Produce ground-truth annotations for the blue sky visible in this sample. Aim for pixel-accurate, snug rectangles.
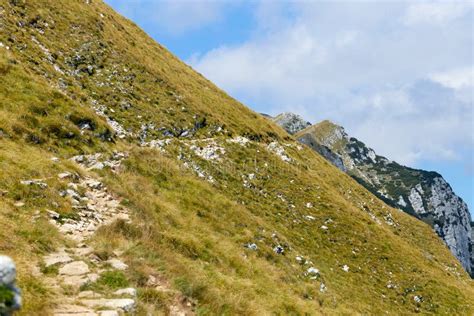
[105,0,473,214]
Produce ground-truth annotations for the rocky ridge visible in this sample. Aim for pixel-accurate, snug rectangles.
[273,115,473,276]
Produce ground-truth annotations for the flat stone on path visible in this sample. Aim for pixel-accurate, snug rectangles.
[53,304,96,315]
[61,275,89,288]
[59,261,90,276]
[73,247,94,257]
[81,298,135,312]
[113,288,136,297]
[44,249,73,267]
[98,311,119,316]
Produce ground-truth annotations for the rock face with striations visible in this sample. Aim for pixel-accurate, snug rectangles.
[274,116,473,276]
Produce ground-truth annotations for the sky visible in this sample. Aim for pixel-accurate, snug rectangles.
[105,0,474,215]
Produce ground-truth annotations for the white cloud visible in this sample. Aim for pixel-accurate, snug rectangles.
[190,1,473,167]
[402,1,473,26]
[430,67,474,104]
[430,67,473,90]
[350,80,472,165]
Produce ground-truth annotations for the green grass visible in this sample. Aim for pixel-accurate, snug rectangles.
[82,270,130,292]
[0,285,15,309]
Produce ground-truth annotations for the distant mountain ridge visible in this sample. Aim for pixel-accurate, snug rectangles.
[272,114,473,277]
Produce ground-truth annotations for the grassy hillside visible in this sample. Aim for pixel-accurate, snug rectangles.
[0,0,473,315]
[296,120,473,277]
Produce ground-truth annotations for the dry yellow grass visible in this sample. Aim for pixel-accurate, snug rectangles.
[0,0,472,314]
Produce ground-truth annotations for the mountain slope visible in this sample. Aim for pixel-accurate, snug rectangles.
[0,1,473,315]
[293,119,473,277]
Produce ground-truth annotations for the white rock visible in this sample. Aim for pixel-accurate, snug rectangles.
[84,179,102,190]
[20,179,48,188]
[53,304,95,315]
[319,283,327,293]
[99,311,119,316]
[58,172,72,179]
[267,142,292,162]
[61,273,97,288]
[59,223,77,234]
[66,189,81,201]
[342,265,349,272]
[245,243,258,250]
[59,261,90,276]
[190,141,225,161]
[114,288,137,297]
[227,136,250,146]
[82,298,135,312]
[47,209,60,219]
[320,225,328,230]
[74,247,94,256]
[90,162,105,170]
[397,195,407,207]
[408,185,426,214]
[307,267,319,275]
[107,258,128,270]
[44,249,73,267]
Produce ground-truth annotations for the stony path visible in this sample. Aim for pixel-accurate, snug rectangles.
[37,153,193,315]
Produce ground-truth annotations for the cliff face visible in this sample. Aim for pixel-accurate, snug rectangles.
[285,119,473,276]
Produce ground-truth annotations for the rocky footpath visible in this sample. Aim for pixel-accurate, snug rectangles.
[31,153,194,315]
[272,114,473,277]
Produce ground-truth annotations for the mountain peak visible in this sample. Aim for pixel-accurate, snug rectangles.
[315,119,342,128]
[272,112,311,134]
[297,120,349,151]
